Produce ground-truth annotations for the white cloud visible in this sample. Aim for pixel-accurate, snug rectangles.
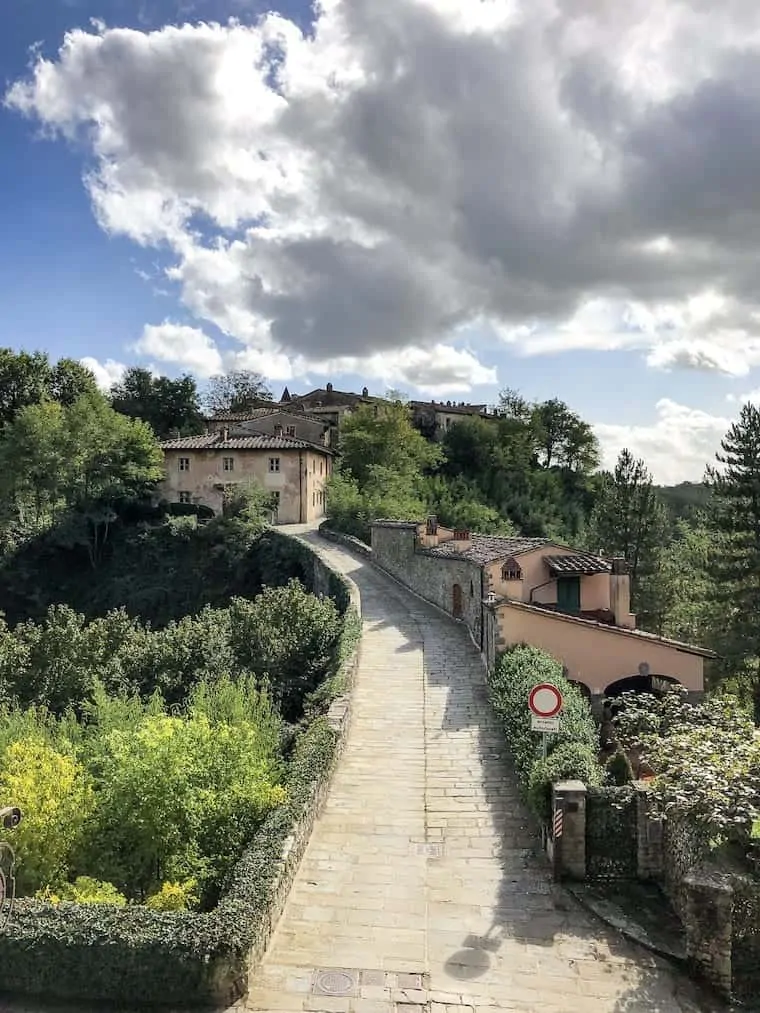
[132,322,223,377]
[594,398,731,485]
[80,355,127,390]
[11,3,760,381]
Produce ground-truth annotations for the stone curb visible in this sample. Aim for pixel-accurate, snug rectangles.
[565,883,687,966]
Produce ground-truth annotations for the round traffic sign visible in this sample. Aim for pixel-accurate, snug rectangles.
[529,683,563,719]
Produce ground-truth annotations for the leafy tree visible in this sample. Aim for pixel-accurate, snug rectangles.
[339,401,442,487]
[706,403,760,714]
[497,387,532,421]
[0,349,97,426]
[111,367,205,438]
[227,580,343,721]
[204,370,272,414]
[0,738,95,894]
[530,398,599,471]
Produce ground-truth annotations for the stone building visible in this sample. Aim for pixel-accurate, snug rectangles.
[206,406,334,447]
[371,518,713,700]
[160,432,334,522]
[278,383,378,428]
[409,399,497,440]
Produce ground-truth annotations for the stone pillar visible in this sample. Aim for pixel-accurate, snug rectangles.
[684,874,733,999]
[634,782,663,880]
[552,780,587,881]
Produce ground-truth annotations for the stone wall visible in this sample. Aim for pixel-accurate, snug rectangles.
[371,521,484,647]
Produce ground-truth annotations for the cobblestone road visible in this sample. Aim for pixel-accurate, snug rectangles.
[244,533,721,1013]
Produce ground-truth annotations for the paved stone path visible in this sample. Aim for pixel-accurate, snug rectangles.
[242,534,720,1013]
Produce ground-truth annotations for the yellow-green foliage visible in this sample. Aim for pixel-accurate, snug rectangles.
[38,877,127,906]
[145,879,198,911]
[0,739,94,894]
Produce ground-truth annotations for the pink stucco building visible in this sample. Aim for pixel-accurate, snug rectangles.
[371,518,713,699]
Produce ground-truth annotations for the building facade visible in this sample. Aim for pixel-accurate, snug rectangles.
[371,518,713,700]
[160,433,334,523]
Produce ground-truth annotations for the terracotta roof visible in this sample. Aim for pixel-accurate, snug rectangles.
[160,434,333,453]
[423,534,548,564]
[492,597,716,658]
[545,553,611,575]
[207,406,327,424]
[372,519,420,529]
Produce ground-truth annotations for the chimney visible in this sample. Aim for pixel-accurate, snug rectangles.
[222,426,229,442]
[423,514,439,546]
[362,386,369,397]
[453,528,472,550]
[274,424,283,437]
[326,382,333,392]
[610,558,635,629]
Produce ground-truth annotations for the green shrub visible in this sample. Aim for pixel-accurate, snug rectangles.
[55,878,127,906]
[487,644,602,816]
[528,742,602,823]
[145,879,198,911]
[605,747,634,785]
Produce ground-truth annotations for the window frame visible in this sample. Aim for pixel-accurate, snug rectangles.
[268,456,280,473]
[178,456,190,472]
[222,456,234,472]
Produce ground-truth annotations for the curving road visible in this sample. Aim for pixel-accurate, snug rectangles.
[245,532,721,1013]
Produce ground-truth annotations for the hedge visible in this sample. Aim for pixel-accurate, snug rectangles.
[0,533,359,1007]
[486,644,603,821]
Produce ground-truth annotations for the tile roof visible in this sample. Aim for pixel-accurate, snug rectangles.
[160,434,333,452]
[207,406,327,424]
[544,553,611,575]
[423,534,549,564]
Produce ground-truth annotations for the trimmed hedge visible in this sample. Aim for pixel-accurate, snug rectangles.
[0,715,339,1006]
[0,534,359,1007]
[487,644,602,822]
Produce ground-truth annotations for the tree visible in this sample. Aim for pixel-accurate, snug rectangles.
[0,349,97,427]
[111,367,205,438]
[706,403,760,715]
[497,387,532,422]
[339,401,442,487]
[0,392,164,562]
[204,371,272,414]
[587,449,667,604]
[529,398,599,472]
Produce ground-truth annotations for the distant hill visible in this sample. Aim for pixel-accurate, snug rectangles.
[656,481,712,522]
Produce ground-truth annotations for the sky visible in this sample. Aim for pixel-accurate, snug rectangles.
[4,1,760,483]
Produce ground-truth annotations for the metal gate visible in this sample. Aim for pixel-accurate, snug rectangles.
[585,787,638,881]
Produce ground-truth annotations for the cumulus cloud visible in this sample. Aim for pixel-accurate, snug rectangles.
[132,322,224,377]
[11,2,760,380]
[594,399,731,485]
[80,355,127,390]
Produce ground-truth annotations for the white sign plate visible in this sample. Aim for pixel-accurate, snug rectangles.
[531,715,560,733]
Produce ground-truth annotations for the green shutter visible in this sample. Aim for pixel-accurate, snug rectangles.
[557,576,581,613]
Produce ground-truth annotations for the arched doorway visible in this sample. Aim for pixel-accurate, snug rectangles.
[452,583,464,618]
[604,673,682,700]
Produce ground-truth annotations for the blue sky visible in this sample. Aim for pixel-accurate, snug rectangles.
[2,0,759,482]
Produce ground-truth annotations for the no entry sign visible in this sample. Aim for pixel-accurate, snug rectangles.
[528,683,563,719]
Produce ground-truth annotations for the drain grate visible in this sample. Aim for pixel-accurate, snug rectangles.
[312,969,359,996]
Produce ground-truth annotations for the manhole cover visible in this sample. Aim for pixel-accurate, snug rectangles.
[313,969,359,996]
[414,842,443,858]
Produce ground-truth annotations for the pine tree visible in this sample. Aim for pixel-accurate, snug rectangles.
[587,449,667,604]
[706,403,760,717]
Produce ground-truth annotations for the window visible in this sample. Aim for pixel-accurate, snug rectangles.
[312,492,316,506]
[320,460,323,475]
[272,491,280,503]
[286,425,296,436]
[178,457,190,472]
[470,580,474,597]
[223,457,234,472]
[178,491,191,504]
[269,457,280,473]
